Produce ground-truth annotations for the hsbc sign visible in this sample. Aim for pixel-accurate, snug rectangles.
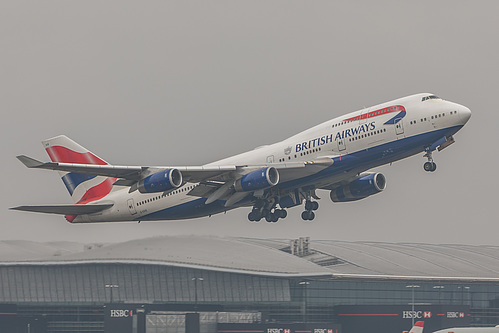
[403,311,423,319]
[314,329,334,333]
[447,312,465,319]
[402,311,432,319]
[105,307,135,333]
[266,328,337,333]
[403,310,466,320]
[267,328,291,333]
[110,309,133,318]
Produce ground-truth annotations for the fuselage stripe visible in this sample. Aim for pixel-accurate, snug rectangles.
[343,105,406,122]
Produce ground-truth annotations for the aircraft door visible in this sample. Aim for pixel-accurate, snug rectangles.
[127,198,137,215]
[395,118,404,135]
[337,138,346,151]
[266,155,275,163]
[359,108,369,124]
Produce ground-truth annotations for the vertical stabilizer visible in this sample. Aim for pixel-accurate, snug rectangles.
[42,135,116,204]
[409,321,424,333]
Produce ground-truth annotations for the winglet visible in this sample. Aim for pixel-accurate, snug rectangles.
[16,155,45,168]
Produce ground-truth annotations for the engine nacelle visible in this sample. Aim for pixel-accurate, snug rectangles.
[138,169,182,194]
[330,173,386,202]
[234,167,279,192]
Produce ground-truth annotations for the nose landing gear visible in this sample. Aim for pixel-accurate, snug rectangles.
[423,149,437,172]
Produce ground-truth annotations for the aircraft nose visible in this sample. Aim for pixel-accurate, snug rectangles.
[458,105,472,124]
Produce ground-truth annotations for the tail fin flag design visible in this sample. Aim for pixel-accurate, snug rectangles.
[42,135,116,205]
[409,321,424,333]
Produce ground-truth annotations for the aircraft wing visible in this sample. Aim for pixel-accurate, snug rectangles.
[16,155,238,183]
[16,155,333,184]
[17,155,335,206]
[10,204,113,215]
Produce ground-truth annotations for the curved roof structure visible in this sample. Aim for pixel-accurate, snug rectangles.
[311,240,499,280]
[1,236,498,281]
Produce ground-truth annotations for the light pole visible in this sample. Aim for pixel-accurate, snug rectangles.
[105,284,119,304]
[433,285,445,304]
[299,281,310,323]
[406,285,420,327]
[192,277,204,312]
[458,286,470,306]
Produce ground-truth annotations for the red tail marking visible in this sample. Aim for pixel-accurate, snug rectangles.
[46,146,107,165]
[77,178,116,204]
[65,215,77,222]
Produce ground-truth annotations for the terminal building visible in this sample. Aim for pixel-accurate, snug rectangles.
[0,236,498,333]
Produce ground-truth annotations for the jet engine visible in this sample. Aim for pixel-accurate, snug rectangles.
[330,172,386,202]
[138,169,182,194]
[234,167,279,192]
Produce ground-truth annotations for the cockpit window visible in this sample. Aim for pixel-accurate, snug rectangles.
[422,95,441,102]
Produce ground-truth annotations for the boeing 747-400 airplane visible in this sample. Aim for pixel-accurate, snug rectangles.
[12,93,471,223]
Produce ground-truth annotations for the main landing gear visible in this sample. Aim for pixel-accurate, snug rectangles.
[248,199,287,223]
[423,149,437,172]
[301,200,319,221]
[247,191,320,223]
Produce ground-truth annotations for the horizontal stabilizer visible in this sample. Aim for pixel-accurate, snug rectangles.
[10,204,113,215]
[16,155,45,168]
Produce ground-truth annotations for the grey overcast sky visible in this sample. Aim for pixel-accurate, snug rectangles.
[1,1,498,245]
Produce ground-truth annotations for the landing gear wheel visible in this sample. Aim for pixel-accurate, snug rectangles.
[265,213,279,223]
[423,149,437,172]
[248,208,263,222]
[301,210,315,221]
[424,161,437,172]
[305,200,319,211]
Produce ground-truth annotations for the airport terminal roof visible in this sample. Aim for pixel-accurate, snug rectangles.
[1,236,498,281]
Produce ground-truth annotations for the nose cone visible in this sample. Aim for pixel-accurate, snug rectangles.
[459,105,472,125]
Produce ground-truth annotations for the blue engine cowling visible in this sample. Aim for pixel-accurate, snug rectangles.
[330,173,386,202]
[138,169,183,194]
[234,167,279,192]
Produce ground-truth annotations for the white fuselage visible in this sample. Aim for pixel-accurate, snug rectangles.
[75,93,471,222]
